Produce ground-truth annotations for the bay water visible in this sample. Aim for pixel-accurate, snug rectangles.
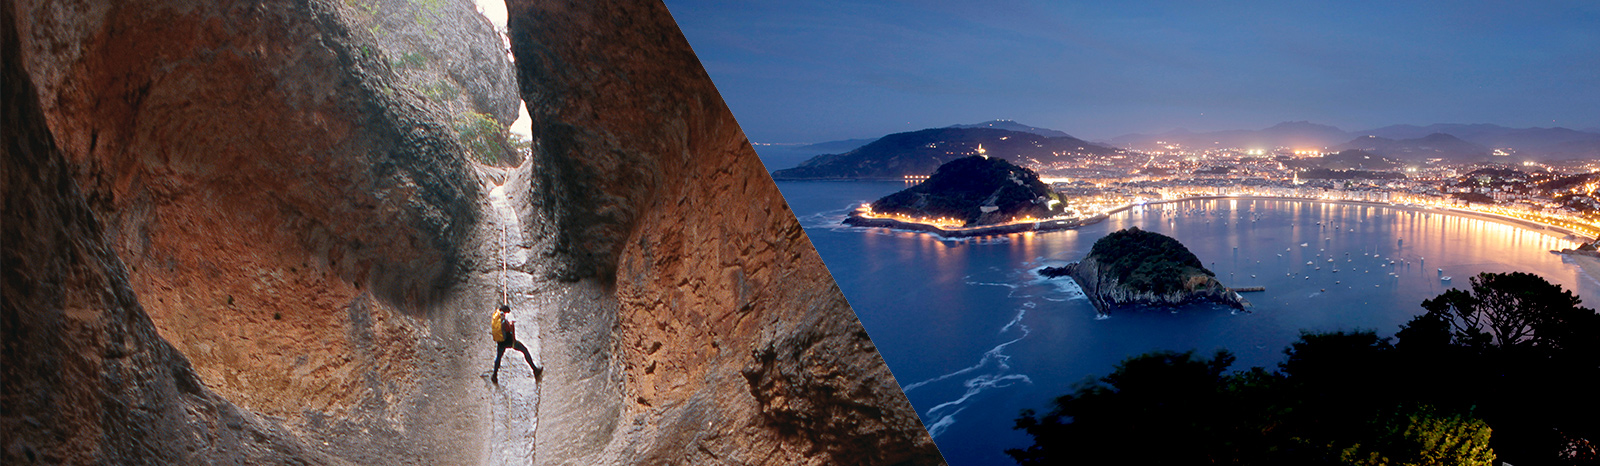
[775,180,1600,466]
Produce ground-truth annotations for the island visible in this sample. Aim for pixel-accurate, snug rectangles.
[842,155,1105,237]
[1044,227,1251,315]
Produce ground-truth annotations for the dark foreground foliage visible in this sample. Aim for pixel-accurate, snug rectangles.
[1011,271,1600,465]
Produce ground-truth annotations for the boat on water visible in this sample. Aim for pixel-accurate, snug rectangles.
[1442,276,1452,281]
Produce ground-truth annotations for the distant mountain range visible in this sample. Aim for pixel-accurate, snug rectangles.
[1108,122,1600,161]
[948,119,1074,138]
[763,120,1600,178]
[1106,121,1352,150]
[1335,133,1489,162]
[771,125,1118,179]
[780,120,1069,157]
[791,138,878,154]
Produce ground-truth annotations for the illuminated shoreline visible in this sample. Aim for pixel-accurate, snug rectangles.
[1105,195,1597,242]
[840,195,1595,242]
[842,211,1108,238]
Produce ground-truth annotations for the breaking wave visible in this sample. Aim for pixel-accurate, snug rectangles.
[903,326,1033,438]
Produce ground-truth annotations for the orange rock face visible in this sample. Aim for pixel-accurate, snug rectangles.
[2,8,338,462]
[7,0,945,463]
[506,1,945,464]
[10,0,486,462]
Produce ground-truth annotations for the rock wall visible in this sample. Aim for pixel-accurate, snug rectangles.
[1,10,339,462]
[505,1,945,464]
[10,0,498,463]
[344,0,521,126]
[1065,257,1251,314]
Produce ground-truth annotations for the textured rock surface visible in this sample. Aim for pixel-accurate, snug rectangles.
[2,13,340,463]
[344,0,521,125]
[1061,255,1251,315]
[10,0,502,463]
[10,0,945,463]
[505,1,945,464]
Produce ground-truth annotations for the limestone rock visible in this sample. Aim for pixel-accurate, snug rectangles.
[10,0,490,463]
[505,0,945,464]
[2,16,341,463]
[344,0,521,125]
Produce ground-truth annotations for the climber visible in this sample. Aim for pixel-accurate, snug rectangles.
[490,304,542,384]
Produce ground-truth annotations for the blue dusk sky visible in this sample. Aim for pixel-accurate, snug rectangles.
[663,1,1600,143]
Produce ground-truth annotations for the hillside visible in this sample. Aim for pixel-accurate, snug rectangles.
[772,127,1116,179]
[1279,149,1403,171]
[1110,121,1352,150]
[1336,133,1489,162]
[1362,124,1600,157]
[950,119,1074,138]
[1111,122,1600,160]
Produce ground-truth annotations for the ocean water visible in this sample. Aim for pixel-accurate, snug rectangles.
[775,180,1600,466]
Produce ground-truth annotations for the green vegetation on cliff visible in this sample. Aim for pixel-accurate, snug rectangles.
[454,111,520,166]
[1087,227,1214,295]
[868,156,1063,227]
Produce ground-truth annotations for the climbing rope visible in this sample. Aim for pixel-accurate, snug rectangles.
[501,223,509,306]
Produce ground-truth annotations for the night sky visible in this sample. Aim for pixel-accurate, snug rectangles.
[664,1,1600,144]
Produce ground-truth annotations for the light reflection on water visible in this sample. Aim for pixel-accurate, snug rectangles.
[774,181,1598,466]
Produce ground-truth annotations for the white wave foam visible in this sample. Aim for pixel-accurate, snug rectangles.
[927,374,1034,418]
[922,373,1033,438]
[1000,308,1027,334]
[903,331,1027,392]
[1023,265,1087,301]
[923,406,966,438]
[795,205,856,229]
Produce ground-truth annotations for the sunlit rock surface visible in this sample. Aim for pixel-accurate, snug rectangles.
[506,0,945,464]
[7,0,503,463]
[2,12,340,463]
[6,0,944,463]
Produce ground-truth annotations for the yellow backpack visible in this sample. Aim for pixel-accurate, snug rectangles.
[491,310,508,343]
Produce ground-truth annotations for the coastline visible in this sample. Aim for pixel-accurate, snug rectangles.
[1107,196,1596,243]
[1557,249,1600,286]
[833,194,1595,244]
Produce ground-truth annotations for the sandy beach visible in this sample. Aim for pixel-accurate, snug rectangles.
[1563,251,1600,285]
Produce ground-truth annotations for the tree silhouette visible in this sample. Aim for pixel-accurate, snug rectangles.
[1416,272,1592,354]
